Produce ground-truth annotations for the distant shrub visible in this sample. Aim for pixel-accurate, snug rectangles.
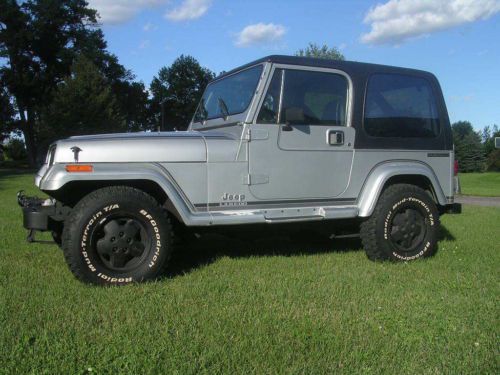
[486,149,500,172]
[4,139,27,161]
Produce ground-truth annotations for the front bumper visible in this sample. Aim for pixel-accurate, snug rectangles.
[17,191,69,242]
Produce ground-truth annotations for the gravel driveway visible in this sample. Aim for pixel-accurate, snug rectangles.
[455,195,500,207]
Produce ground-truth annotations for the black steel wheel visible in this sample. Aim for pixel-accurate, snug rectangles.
[360,183,440,261]
[62,186,173,285]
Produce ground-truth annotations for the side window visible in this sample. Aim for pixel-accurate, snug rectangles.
[364,74,440,138]
[281,69,348,126]
[257,69,283,124]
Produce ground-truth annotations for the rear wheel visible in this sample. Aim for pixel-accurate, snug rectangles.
[62,186,173,285]
[360,184,440,261]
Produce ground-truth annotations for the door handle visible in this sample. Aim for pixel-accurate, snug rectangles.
[327,130,344,145]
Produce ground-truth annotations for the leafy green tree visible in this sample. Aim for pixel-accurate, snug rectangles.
[3,138,27,161]
[295,43,345,60]
[452,121,486,172]
[486,150,500,171]
[40,56,124,149]
[0,0,151,165]
[481,124,500,156]
[0,0,100,165]
[0,78,16,143]
[150,55,215,131]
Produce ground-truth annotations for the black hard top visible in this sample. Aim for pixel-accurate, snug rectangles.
[216,55,435,81]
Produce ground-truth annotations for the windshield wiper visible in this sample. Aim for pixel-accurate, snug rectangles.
[217,97,230,120]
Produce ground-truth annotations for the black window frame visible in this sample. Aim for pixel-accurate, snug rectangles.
[362,72,442,139]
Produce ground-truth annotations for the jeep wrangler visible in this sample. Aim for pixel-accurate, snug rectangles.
[18,55,461,285]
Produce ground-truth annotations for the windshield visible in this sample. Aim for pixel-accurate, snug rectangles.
[194,65,263,123]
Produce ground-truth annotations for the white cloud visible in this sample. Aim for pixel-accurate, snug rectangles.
[139,40,151,49]
[361,0,500,45]
[87,0,169,25]
[143,22,157,31]
[235,23,286,47]
[165,0,211,21]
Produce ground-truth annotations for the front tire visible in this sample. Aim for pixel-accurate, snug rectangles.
[360,184,440,261]
[62,186,173,285]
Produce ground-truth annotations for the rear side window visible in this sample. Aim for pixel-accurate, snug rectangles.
[364,74,440,138]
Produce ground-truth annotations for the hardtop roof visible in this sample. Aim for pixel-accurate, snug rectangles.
[214,55,435,82]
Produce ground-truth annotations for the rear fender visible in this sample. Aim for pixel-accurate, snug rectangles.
[357,161,447,217]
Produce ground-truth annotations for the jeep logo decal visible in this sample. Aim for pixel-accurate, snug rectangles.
[222,193,245,201]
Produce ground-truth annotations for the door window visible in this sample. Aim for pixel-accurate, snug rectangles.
[256,68,348,126]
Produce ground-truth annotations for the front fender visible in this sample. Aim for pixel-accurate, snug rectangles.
[39,163,197,225]
[357,161,447,217]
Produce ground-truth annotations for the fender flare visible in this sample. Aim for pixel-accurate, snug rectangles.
[39,162,198,225]
[357,161,447,217]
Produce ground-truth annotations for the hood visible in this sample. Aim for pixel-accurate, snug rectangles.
[52,130,232,164]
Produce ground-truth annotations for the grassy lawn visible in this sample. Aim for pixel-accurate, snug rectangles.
[1,170,499,374]
[459,172,500,197]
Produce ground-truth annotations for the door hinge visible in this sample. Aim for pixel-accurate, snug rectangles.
[244,128,251,141]
[243,174,269,185]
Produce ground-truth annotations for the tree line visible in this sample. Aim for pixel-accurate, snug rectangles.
[452,122,499,172]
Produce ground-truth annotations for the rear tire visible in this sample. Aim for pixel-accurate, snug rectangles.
[62,186,173,285]
[360,184,439,261]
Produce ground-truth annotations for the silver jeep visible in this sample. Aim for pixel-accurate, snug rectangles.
[19,55,461,285]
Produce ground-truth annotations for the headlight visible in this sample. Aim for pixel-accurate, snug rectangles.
[46,144,57,166]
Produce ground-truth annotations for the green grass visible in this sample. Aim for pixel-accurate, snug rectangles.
[459,172,500,197]
[1,170,499,374]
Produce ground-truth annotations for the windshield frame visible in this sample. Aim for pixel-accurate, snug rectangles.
[192,64,264,124]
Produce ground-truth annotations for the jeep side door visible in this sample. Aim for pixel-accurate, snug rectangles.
[248,65,355,201]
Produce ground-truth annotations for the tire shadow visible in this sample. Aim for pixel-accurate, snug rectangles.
[438,225,456,241]
[166,223,457,278]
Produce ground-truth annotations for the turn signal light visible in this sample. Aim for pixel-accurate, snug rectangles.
[65,164,93,173]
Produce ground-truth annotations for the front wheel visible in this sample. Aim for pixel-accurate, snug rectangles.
[360,184,440,261]
[62,186,173,285]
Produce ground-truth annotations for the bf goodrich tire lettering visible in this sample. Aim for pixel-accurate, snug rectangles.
[360,184,440,261]
[62,186,173,285]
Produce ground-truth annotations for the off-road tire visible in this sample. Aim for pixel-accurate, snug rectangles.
[62,186,173,285]
[360,184,440,261]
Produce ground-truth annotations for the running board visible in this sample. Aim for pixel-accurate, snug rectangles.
[187,205,359,226]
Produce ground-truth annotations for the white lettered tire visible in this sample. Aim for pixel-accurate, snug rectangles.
[62,186,173,285]
[360,184,440,261]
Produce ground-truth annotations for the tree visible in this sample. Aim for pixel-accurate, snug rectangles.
[452,121,486,172]
[481,124,500,156]
[0,77,16,143]
[39,55,124,150]
[0,0,100,166]
[150,55,215,131]
[295,43,345,60]
[0,0,151,165]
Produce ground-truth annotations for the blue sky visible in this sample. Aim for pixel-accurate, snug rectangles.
[89,0,500,130]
